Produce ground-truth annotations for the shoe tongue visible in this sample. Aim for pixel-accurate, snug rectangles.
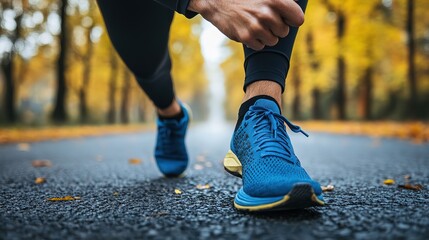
[253,99,281,114]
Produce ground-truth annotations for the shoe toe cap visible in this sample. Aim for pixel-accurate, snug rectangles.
[156,158,188,177]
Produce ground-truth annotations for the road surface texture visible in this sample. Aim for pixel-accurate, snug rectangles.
[1,122,428,239]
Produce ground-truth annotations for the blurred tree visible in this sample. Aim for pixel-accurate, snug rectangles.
[0,0,21,122]
[120,66,131,124]
[106,49,118,123]
[406,0,417,118]
[291,54,302,120]
[69,0,96,123]
[322,0,347,120]
[51,0,69,122]
[306,31,322,119]
[0,0,47,123]
[220,40,244,120]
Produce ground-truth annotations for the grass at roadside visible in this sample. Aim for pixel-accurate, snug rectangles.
[298,121,429,144]
[0,124,154,144]
[0,121,428,144]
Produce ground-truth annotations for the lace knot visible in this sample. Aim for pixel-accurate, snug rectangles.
[247,105,308,163]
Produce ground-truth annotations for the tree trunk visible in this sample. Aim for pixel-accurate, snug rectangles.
[291,62,302,120]
[1,55,16,122]
[321,1,347,120]
[336,12,347,120]
[406,0,417,118]
[137,92,146,122]
[337,56,346,120]
[79,25,95,123]
[312,88,322,120]
[358,66,373,120]
[120,68,131,124]
[78,88,87,123]
[1,4,24,123]
[107,52,118,124]
[52,0,69,122]
[382,90,399,118]
[305,31,322,120]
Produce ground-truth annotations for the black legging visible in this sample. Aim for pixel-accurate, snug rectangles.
[97,0,308,109]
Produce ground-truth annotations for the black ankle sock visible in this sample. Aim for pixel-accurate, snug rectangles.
[159,109,184,122]
[234,95,280,131]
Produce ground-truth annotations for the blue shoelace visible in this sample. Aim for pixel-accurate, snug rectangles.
[158,122,183,156]
[246,105,308,164]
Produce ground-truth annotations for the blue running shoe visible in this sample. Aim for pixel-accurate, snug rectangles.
[224,99,324,211]
[155,103,190,177]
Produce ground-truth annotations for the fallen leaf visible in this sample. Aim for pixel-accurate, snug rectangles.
[193,164,204,170]
[322,185,335,192]
[398,184,423,191]
[35,177,46,184]
[17,143,30,151]
[196,155,206,162]
[383,179,395,185]
[128,158,142,165]
[174,189,182,194]
[113,192,119,196]
[196,184,210,190]
[48,196,80,201]
[32,160,52,168]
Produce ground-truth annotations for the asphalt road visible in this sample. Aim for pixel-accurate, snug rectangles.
[1,122,428,239]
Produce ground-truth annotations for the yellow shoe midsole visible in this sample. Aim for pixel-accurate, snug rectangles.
[223,150,325,211]
[223,150,242,177]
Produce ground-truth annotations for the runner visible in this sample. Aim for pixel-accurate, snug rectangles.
[97,0,324,211]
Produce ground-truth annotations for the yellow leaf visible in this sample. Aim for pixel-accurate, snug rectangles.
[193,164,203,170]
[383,179,395,185]
[321,185,335,192]
[128,158,142,165]
[32,160,52,168]
[48,196,79,201]
[398,184,423,191]
[35,177,46,184]
[17,143,30,151]
[174,189,182,194]
[196,184,210,190]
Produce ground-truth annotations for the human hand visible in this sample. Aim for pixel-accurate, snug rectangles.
[188,0,305,50]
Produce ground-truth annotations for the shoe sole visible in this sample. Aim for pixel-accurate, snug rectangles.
[224,150,325,212]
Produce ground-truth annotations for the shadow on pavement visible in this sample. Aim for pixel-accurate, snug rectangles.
[127,175,322,223]
[241,208,322,221]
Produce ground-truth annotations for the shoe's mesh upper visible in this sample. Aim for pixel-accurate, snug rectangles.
[231,99,322,197]
[155,104,189,176]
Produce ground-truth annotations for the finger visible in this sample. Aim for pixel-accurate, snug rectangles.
[265,13,290,38]
[245,39,265,51]
[256,7,290,38]
[274,0,305,27]
[273,24,289,38]
[257,30,279,47]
